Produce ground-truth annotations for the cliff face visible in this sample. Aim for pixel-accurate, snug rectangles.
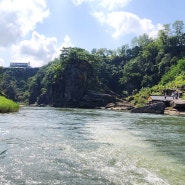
[33,59,116,108]
[52,59,96,107]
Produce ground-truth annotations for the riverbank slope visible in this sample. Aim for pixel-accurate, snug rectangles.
[0,96,19,113]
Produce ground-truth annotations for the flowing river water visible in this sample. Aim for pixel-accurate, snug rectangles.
[0,107,185,185]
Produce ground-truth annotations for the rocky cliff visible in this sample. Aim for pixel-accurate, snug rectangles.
[32,59,117,108]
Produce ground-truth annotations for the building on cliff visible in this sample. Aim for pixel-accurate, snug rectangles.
[10,62,31,68]
[148,95,173,107]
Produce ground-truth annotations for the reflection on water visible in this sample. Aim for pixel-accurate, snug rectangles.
[0,107,185,184]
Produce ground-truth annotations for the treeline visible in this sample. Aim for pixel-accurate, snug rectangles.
[0,68,39,103]
[91,20,185,96]
[1,20,185,105]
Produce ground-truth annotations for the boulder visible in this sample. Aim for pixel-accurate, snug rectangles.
[79,90,117,108]
[130,102,165,114]
[171,100,185,109]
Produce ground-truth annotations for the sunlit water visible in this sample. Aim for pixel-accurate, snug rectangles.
[0,107,185,185]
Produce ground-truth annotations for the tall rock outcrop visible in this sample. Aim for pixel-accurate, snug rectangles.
[34,59,117,108]
[52,59,98,107]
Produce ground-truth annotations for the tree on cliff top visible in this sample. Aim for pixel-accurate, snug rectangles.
[60,47,101,73]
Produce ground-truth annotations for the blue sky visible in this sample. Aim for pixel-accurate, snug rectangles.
[1,0,185,67]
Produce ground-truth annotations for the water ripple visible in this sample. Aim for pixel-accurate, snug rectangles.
[0,107,184,184]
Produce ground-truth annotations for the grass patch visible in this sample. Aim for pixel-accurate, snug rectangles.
[0,96,19,113]
[128,88,151,107]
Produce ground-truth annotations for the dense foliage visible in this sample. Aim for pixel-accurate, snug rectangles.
[91,21,185,101]
[0,68,39,103]
[28,58,62,104]
[1,20,185,106]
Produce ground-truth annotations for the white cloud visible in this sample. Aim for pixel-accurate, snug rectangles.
[61,35,74,48]
[99,0,132,10]
[11,33,74,67]
[0,58,5,67]
[12,31,57,67]
[0,0,49,47]
[72,0,132,10]
[93,11,162,39]
[54,35,74,59]
[72,0,161,39]
[72,0,86,6]
[148,24,163,38]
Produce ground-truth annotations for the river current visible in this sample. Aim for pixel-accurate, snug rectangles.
[0,107,185,185]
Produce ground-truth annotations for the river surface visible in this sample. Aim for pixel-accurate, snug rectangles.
[0,107,185,185]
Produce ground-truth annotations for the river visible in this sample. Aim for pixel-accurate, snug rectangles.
[0,107,185,185]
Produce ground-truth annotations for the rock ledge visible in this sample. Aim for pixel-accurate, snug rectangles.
[130,102,165,114]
